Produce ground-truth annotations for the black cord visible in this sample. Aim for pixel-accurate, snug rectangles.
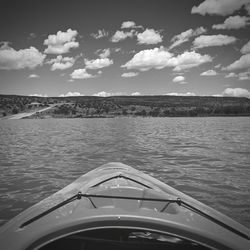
[20,191,250,241]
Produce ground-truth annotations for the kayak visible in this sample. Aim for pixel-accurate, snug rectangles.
[0,162,249,250]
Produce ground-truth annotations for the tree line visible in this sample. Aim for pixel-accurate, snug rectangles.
[1,94,250,117]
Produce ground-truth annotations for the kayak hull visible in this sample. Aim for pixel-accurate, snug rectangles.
[0,162,250,250]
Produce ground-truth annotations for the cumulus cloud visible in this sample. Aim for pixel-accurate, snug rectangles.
[238,71,250,80]
[222,88,250,98]
[47,55,75,70]
[121,21,136,29]
[225,72,237,78]
[191,0,250,16]
[121,47,212,72]
[121,47,173,71]
[201,69,218,76]
[170,27,207,50]
[224,54,250,71]
[165,92,196,96]
[0,44,45,70]
[214,64,221,68]
[131,92,141,96]
[121,21,143,29]
[193,34,237,49]
[172,76,186,83]
[44,29,79,54]
[110,30,135,42]
[59,91,83,97]
[93,91,126,97]
[84,58,113,69]
[28,74,39,78]
[137,29,163,45]
[98,48,111,58]
[213,15,250,30]
[29,93,48,97]
[91,29,109,39]
[170,51,213,71]
[121,72,139,78]
[240,40,250,54]
[224,71,250,80]
[70,68,96,79]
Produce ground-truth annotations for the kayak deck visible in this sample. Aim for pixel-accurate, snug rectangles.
[0,162,250,250]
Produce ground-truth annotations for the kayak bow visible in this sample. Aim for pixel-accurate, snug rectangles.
[0,162,249,250]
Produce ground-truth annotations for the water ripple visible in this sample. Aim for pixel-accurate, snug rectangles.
[0,117,250,228]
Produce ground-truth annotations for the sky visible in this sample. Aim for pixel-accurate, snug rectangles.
[0,0,250,98]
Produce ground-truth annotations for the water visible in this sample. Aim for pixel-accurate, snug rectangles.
[0,117,250,228]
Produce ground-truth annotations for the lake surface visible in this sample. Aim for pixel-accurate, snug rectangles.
[0,117,250,228]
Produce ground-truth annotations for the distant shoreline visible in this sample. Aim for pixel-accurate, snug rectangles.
[1,94,250,119]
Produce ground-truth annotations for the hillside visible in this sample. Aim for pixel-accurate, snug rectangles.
[0,94,250,118]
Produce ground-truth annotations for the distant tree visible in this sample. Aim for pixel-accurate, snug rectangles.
[135,109,146,116]
[122,109,128,116]
[163,109,170,116]
[130,106,136,111]
[149,108,160,117]
[140,109,147,116]
[12,107,19,114]
[104,106,110,113]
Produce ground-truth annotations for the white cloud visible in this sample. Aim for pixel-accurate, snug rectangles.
[214,64,221,68]
[28,74,39,78]
[70,68,96,79]
[212,94,223,97]
[191,0,250,16]
[0,44,45,70]
[121,47,212,72]
[238,71,250,80]
[44,29,79,54]
[98,48,111,58]
[131,92,141,96]
[114,48,122,53]
[201,69,218,76]
[121,47,173,71]
[91,29,109,39]
[240,40,250,54]
[225,72,237,78]
[225,54,250,71]
[121,21,136,29]
[222,88,250,98]
[165,92,196,96]
[224,71,250,80]
[29,93,48,97]
[0,41,10,49]
[170,27,207,50]
[47,55,75,70]
[137,29,163,45]
[193,34,237,48]
[110,30,135,42]
[85,58,113,69]
[93,91,126,97]
[59,91,83,97]
[173,76,186,83]
[121,21,143,29]
[213,15,250,30]
[169,51,213,71]
[121,72,139,78]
